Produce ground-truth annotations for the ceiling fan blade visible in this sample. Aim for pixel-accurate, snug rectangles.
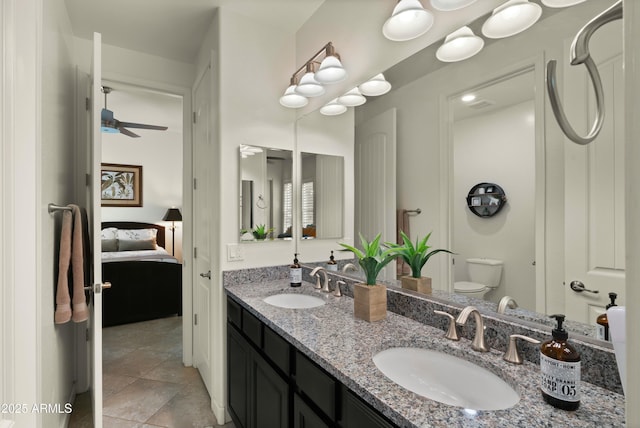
[118,127,140,138]
[118,121,168,131]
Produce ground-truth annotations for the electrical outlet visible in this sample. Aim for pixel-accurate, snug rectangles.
[227,243,244,261]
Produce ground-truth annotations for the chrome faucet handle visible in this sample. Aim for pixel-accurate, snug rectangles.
[334,280,345,297]
[456,306,489,352]
[503,334,541,364]
[434,310,459,341]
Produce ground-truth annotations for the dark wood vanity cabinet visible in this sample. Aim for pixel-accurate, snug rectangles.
[226,295,396,428]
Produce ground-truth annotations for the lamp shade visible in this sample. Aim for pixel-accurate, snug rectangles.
[481,0,542,39]
[315,55,348,84]
[436,26,484,62]
[337,87,367,107]
[279,84,309,108]
[359,73,392,96]
[383,0,434,42]
[320,99,348,116]
[162,208,182,222]
[541,0,585,7]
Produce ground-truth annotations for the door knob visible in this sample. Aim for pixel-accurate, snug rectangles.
[200,271,211,279]
[84,282,111,293]
[570,280,599,294]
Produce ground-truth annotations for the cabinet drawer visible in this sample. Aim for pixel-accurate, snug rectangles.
[242,309,262,348]
[296,351,336,420]
[264,326,290,375]
[227,297,242,328]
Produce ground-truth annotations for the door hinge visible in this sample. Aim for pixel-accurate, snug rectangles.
[85,97,90,111]
[193,112,197,124]
[194,314,198,326]
[194,247,198,258]
[86,328,90,342]
[86,173,91,186]
[193,178,197,190]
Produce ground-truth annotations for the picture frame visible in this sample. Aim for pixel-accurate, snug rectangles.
[101,163,143,207]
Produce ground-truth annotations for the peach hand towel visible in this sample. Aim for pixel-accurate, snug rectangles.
[70,204,89,322]
[54,210,73,324]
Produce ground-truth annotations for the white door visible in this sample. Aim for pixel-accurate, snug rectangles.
[564,22,625,326]
[354,108,396,281]
[192,65,213,394]
[89,32,104,428]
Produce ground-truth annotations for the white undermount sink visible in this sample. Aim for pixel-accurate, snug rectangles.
[373,347,519,410]
[263,293,326,309]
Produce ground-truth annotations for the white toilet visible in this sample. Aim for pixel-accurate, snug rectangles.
[454,258,503,299]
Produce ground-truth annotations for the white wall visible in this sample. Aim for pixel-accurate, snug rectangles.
[453,101,536,308]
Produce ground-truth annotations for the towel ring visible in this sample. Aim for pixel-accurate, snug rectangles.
[546,0,622,146]
[256,195,268,209]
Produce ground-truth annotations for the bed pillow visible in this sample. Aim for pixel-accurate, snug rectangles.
[118,239,157,251]
[101,239,118,252]
[116,228,158,241]
[101,227,118,240]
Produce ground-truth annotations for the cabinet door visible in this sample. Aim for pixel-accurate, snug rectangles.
[340,387,395,428]
[293,393,331,428]
[252,351,289,428]
[228,324,251,428]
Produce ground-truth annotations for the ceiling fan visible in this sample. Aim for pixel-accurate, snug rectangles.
[100,86,168,138]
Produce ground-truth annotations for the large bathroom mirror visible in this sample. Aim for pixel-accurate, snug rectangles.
[305,0,622,343]
[300,152,344,240]
[239,145,293,241]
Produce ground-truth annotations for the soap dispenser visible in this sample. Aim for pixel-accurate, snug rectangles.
[540,314,580,410]
[596,292,618,341]
[327,251,338,271]
[290,253,302,287]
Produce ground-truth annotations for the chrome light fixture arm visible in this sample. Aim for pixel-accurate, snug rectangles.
[546,0,622,146]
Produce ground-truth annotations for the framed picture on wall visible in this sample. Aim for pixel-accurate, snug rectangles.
[101,163,143,207]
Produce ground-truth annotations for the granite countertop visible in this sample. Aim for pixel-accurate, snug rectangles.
[224,279,625,428]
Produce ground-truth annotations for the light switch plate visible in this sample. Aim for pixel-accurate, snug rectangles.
[227,243,243,261]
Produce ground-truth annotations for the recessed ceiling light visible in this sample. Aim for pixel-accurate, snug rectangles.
[461,94,476,103]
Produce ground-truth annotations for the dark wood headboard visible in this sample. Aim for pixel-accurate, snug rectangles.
[102,222,166,249]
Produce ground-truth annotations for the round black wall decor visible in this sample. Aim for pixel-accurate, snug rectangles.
[466,183,507,218]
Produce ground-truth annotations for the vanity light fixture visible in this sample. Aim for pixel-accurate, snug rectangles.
[280,42,346,108]
[359,73,392,96]
[337,87,367,107]
[279,77,309,108]
[481,0,542,39]
[320,99,348,116]
[430,0,477,11]
[436,26,484,62]
[541,0,586,7]
[383,0,435,42]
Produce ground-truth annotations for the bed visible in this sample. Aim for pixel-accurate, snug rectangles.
[101,221,182,327]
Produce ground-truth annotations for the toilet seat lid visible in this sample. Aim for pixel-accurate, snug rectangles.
[454,281,486,292]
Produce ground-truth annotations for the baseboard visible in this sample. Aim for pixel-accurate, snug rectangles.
[211,398,226,425]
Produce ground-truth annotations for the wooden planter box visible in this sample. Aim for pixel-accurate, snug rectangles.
[353,283,387,322]
[400,276,432,294]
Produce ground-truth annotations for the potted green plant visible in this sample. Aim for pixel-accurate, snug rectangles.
[339,233,398,322]
[386,231,453,294]
[252,224,274,240]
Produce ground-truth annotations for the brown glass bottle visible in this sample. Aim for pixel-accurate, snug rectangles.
[540,314,581,410]
[596,292,618,341]
[290,253,302,287]
[327,250,338,271]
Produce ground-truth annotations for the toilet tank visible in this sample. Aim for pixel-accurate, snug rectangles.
[466,258,503,288]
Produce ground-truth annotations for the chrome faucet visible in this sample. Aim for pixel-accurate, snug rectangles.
[342,263,358,273]
[497,296,518,314]
[456,306,489,352]
[310,266,331,292]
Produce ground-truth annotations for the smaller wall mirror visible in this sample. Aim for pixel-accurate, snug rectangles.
[239,145,293,241]
[300,152,344,240]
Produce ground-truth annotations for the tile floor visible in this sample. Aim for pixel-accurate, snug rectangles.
[69,316,234,428]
